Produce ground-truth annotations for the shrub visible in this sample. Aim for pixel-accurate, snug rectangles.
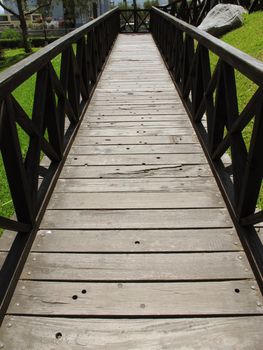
[0,36,60,49]
[0,28,22,40]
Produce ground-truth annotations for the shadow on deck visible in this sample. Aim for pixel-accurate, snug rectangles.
[0,7,263,349]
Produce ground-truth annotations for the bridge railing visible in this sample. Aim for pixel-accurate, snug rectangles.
[151,7,263,227]
[0,7,119,319]
[119,9,150,33]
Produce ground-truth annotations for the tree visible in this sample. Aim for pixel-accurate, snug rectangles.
[0,0,53,53]
[143,0,159,9]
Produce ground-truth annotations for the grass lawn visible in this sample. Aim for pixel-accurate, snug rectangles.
[0,48,39,73]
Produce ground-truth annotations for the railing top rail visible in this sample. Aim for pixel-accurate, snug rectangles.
[0,7,119,97]
[152,7,263,86]
[120,9,150,11]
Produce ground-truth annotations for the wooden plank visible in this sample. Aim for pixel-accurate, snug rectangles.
[89,101,186,106]
[84,121,192,128]
[74,135,198,145]
[0,252,7,268]
[32,228,241,252]
[32,228,242,253]
[59,164,213,179]
[21,252,252,281]
[63,154,206,166]
[1,316,263,349]
[86,111,188,117]
[8,280,263,316]
[77,129,196,136]
[0,231,15,252]
[48,192,224,209]
[40,209,232,229]
[70,144,203,155]
[86,115,188,122]
[53,178,217,193]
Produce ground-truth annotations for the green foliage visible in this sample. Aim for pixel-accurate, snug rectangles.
[0,36,60,49]
[0,48,38,71]
[0,28,22,40]
[143,0,159,9]
[118,2,135,10]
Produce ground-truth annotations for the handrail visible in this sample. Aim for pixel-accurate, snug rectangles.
[119,9,150,33]
[151,6,263,289]
[0,7,119,321]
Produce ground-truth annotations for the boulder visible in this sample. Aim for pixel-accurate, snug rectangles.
[198,4,247,37]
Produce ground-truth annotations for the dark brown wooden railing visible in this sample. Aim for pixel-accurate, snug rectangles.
[0,7,119,320]
[151,6,263,289]
[120,9,150,33]
[151,6,263,226]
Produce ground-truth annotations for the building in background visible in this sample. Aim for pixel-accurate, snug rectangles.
[0,0,111,27]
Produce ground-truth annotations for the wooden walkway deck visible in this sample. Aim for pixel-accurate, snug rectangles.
[0,34,263,349]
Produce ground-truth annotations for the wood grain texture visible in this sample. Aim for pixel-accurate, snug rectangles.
[0,252,7,269]
[70,144,203,155]
[53,178,218,193]
[8,280,263,316]
[41,208,232,229]
[1,316,263,350]
[48,192,224,209]
[74,135,198,145]
[32,229,241,252]
[59,164,213,178]
[21,252,252,281]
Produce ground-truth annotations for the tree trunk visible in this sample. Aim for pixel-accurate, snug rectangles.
[17,0,31,53]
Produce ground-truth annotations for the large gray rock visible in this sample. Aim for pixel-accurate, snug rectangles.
[198,4,247,37]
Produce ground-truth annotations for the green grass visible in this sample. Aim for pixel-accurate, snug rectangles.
[0,47,62,229]
[0,48,39,72]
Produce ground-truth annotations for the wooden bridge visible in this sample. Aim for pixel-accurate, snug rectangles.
[0,7,263,349]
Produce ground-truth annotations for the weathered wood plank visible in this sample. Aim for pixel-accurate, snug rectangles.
[0,252,7,269]
[22,252,252,281]
[48,192,224,209]
[41,209,232,229]
[84,121,192,128]
[87,115,188,122]
[64,154,206,166]
[74,135,198,145]
[53,178,217,193]
[59,164,212,179]
[70,144,203,155]
[77,128,196,137]
[0,231,15,252]
[8,280,262,316]
[32,228,241,252]
[1,316,263,350]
